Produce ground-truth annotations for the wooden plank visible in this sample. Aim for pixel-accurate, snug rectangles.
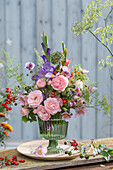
[35,0,51,140]
[67,0,81,140]
[1,138,113,170]
[97,4,111,138]
[20,0,36,140]
[5,0,22,139]
[81,0,96,140]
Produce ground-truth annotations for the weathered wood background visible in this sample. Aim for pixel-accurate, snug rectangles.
[0,0,112,141]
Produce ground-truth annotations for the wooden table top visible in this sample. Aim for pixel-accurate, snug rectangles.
[1,137,113,169]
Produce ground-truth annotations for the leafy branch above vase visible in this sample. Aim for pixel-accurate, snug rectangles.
[72,0,113,78]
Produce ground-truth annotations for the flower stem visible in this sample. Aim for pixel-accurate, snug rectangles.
[89,30,113,57]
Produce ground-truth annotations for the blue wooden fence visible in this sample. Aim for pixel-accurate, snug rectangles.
[0,0,112,141]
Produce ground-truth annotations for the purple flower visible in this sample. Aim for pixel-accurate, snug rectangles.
[41,42,45,50]
[41,55,47,62]
[47,48,51,56]
[32,74,40,81]
[25,62,35,71]
[35,145,47,157]
[37,68,47,78]
[61,112,71,122]
[75,106,89,118]
[69,100,76,107]
[18,92,25,106]
[75,87,80,95]
[43,61,55,74]
[90,87,98,92]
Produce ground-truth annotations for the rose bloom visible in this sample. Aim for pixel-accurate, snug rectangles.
[36,79,46,88]
[33,105,50,121]
[44,98,61,115]
[20,108,29,118]
[56,98,63,106]
[28,90,43,108]
[51,75,68,92]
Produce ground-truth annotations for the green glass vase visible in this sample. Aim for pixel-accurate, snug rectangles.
[38,113,68,154]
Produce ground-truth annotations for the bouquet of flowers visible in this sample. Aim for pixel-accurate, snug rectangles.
[0,31,110,124]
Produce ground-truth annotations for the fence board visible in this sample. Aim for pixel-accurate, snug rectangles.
[66,0,81,140]
[5,0,22,139]
[97,5,111,138]
[0,0,112,141]
[20,0,36,140]
[81,0,96,140]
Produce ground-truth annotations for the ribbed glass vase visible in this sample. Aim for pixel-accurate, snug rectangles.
[38,113,68,154]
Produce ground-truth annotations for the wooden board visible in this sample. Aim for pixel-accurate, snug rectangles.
[1,138,113,170]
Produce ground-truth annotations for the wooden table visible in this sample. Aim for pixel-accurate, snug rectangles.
[1,137,113,169]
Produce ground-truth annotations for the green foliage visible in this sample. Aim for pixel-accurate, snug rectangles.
[72,0,113,70]
[0,49,26,89]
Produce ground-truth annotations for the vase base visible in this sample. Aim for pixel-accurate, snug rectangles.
[47,146,64,154]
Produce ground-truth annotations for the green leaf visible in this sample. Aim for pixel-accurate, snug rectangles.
[108,150,113,156]
[103,147,113,151]
[22,116,28,123]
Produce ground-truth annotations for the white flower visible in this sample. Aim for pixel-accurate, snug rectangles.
[6,39,12,46]
[79,67,89,74]
[76,79,83,90]
[0,63,4,68]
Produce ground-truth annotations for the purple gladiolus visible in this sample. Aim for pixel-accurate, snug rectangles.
[37,68,47,78]
[43,61,55,74]
[61,112,71,122]
[41,55,47,62]
[47,48,51,56]
[41,42,45,50]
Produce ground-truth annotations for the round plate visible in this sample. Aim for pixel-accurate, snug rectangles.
[17,140,80,160]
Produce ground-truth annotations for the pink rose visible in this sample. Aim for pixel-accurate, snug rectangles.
[20,108,29,118]
[44,98,61,115]
[51,75,68,92]
[36,79,46,88]
[33,105,50,121]
[28,90,43,108]
[56,98,63,106]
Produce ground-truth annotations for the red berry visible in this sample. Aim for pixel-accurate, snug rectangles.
[9,98,12,101]
[6,101,9,104]
[52,95,55,98]
[8,158,12,162]
[0,157,4,160]
[73,140,76,143]
[5,99,8,101]
[11,162,14,165]
[6,90,9,93]
[5,162,9,165]
[73,82,75,84]
[22,160,25,163]
[19,159,22,162]
[6,88,9,90]
[15,162,19,165]
[7,94,11,98]
[52,92,55,95]
[13,160,17,163]
[13,155,17,159]
[13,100,16,103]
[66,99,68,102]
[71,142,77,147]
[76,142,78,146]
[75,147,78,150]
[14,97,16,100]
[4,105,8,108]
[2,103,5,106]
[9,107,12,110]
[5,156,8,159]
[62,98,65,100]
[69,106,71,108]
[9,91,11,93]
[63,100,66,103]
